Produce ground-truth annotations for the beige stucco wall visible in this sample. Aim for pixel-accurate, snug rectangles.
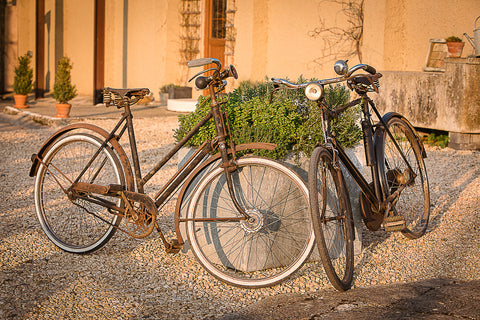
[364,0,480,71]
[16,0,35,59]
[63,0,94,95]
[104,0,185,98]
[234,0,357,83]
[5,0,480,99]
[234,0,480,83]
[15,0,36,87]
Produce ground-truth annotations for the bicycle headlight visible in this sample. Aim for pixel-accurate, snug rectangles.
[305,83,323,101]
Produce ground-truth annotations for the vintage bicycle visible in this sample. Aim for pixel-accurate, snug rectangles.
[271,60,430,291]
[29,58,315,288]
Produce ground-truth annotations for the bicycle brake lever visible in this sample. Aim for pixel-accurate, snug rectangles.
[188,68,217,82]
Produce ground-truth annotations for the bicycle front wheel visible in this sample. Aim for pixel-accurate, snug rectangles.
[34,133,124,253]
[308,146,354,291]
[375,116,430,239]
[186,156,314,288]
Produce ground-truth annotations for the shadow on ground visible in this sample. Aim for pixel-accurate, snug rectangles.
[220,278,480,319]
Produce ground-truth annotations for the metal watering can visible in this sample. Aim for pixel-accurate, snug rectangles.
[464,16,480,57]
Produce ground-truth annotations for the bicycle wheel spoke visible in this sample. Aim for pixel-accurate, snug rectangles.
[309,147,354,291]
[187,157,314,288]
[379,117,430,238]
[35,134,123,253]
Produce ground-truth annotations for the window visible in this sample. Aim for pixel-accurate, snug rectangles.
[211,0,226,39]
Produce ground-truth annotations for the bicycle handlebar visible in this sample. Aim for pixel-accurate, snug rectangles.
[187,58,238,90]
[346,63,376,77]
[272,62,377,88]
[271,60,378,98]
[188,58,221,69]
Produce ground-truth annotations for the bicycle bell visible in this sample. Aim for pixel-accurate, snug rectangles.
[334,60,348,76]
[305,82,324,101]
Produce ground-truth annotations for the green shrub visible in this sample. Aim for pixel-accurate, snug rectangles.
[160,83,176,93]
[13,52,33,95]
[52,57,77,103]
[446,36,462,43]
[174,79,362,159]
[424,133,449,148]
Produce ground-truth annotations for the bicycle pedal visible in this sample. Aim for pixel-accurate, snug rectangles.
[383,216,406,232]
[165,239,182,254]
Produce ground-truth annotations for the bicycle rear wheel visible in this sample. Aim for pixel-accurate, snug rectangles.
[308,147,354,291]
[34,133,124,253]
[186,156,314,288]
[375,116,430,239]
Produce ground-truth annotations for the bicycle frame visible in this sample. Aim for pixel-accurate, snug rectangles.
[31,84,276,251]
[318,94,417,216]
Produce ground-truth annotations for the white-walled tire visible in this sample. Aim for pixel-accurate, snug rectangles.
[186,156,314,288]
[34,133,124,253]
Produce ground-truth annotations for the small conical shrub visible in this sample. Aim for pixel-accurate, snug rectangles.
[52,56,77,103]
[13,52,33,95]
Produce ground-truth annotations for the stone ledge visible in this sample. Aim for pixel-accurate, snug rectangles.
[3,106,70,126]
[167,99,197,112]
[449,132,480,150]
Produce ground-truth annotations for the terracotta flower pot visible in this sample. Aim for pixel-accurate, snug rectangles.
[55,103,71,118]
[446,42,465,58]
[13,94,28,109]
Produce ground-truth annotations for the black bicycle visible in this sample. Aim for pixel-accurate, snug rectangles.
[271,60,430,291]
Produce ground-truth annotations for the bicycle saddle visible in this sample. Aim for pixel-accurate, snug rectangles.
[104,87,150,98]
[103,87,150,108]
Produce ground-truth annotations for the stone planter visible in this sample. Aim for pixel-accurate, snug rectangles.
[375,58,480,150]
[168,86,192,99]
[158,92,168,106]
[177,145,367,265]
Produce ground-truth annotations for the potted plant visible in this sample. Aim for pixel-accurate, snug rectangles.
[446,36,465,58]
[13,52,33,109]
[52,56,77,118]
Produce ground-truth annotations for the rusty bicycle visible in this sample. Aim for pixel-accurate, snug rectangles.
[271,60,430,291]
[30,58,315,288]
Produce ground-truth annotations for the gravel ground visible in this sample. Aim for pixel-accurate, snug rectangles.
[0,114,479,319]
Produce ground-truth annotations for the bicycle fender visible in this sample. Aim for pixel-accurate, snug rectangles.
[376,112,427,158]
[173,142,277,245]
[29,123,135,191]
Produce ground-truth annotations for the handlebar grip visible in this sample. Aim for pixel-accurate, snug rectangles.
[364,65,376,75]
[188,58,217,68]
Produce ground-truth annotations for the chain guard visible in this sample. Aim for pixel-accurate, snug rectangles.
[121,191,157,238]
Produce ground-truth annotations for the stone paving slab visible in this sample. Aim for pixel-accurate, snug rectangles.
[220,279,480,319]
[1,95,184,125]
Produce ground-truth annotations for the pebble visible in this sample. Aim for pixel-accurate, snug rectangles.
[0,116,479,318]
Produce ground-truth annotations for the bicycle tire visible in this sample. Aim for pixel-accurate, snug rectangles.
[186,156,314,288]
[375,116,430,239]
[308,146,354,291]
[34,133,124,253]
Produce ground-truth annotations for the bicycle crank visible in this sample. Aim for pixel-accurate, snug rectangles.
[120,191,158,239]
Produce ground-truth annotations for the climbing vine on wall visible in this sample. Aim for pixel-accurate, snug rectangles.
[224,0,237,66]
[179,0,236,83]
[180,0,201,82]
[309,0,364,65]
